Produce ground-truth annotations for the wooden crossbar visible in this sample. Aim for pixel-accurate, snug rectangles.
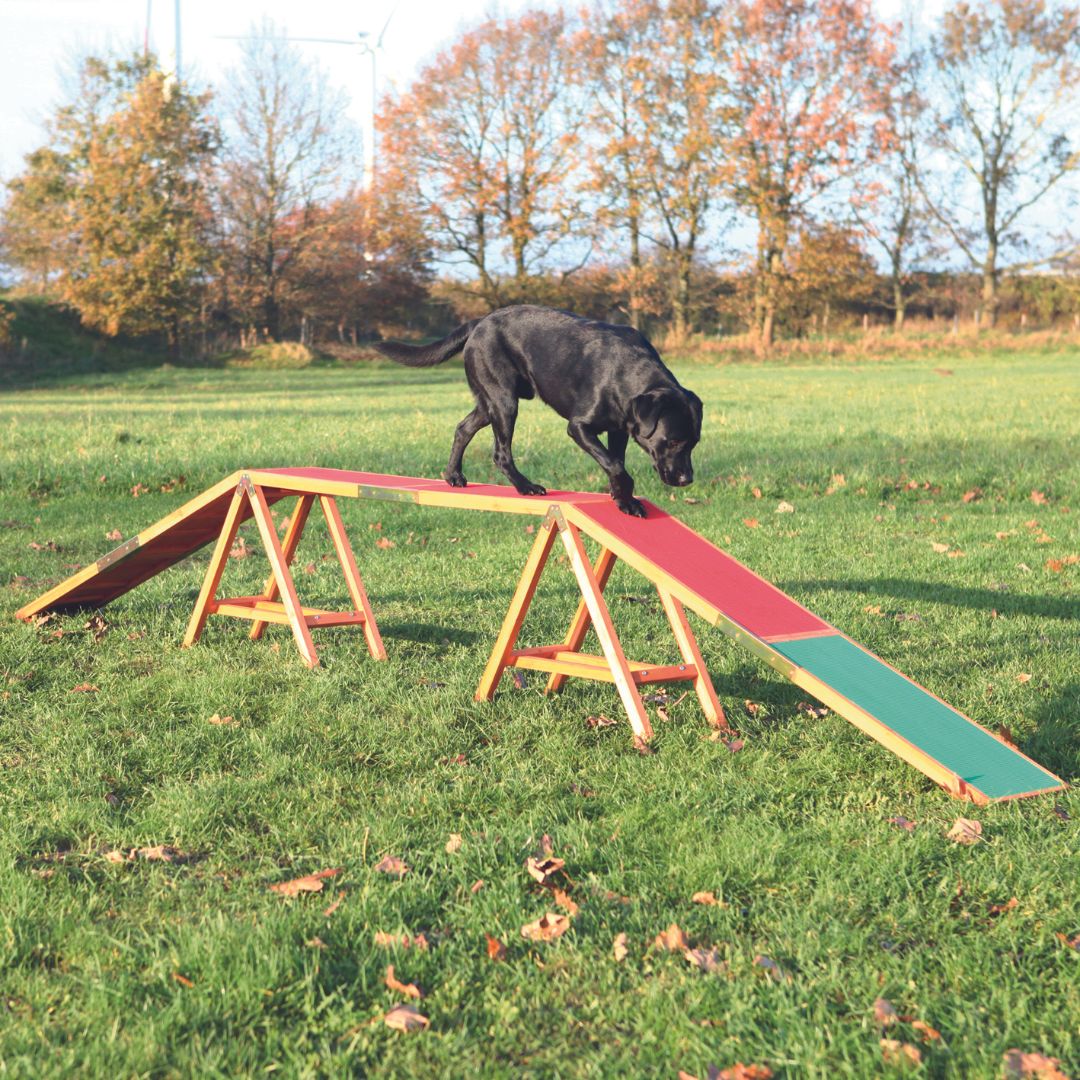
[182,479,385,668]
[474,506,728,743]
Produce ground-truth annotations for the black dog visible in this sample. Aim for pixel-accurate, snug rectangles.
[374,304,702,517]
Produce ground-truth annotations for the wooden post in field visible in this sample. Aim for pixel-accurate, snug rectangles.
[1020,312,1027,332]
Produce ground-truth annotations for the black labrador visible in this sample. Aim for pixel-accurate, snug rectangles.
[374,304,702,517]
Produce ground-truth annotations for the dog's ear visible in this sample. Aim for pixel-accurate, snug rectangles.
[685,390,703,436]
[630,389,673,438]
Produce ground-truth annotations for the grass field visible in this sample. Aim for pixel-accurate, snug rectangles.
[1,346,1078,1078]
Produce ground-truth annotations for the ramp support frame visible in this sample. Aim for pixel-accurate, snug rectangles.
[475,507,729,743]
[182,476,386,668]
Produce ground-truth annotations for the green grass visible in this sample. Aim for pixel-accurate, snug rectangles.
[1,348,1078,1078]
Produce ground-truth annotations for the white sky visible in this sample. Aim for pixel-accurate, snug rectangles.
[0,0,541,181]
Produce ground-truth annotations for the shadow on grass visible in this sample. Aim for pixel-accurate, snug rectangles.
[1027,682,1080,782]
[378,621,482,647]
[790,577,1080,622]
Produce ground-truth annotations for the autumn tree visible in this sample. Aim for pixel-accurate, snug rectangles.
[786,224,878,332]
[217,25,355,340]
[2,54,218,351]
[921,0,1080,327]
[378,10,584,306]
[0,148,71,292]
[725,0,897,347]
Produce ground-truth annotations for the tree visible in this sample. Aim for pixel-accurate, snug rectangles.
[2,54,218,352]
[787,224,878,332]
[218,25,355,340]
[378,10,584,305]
[0,148,71,292]
[921,0,1080,327]
[725,0,897,347]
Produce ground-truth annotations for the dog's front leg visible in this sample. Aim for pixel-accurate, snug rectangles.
[567,422,645,517]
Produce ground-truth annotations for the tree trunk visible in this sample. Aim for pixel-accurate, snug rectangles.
[981,247,998,330]
[893,278,906,331]
[628,213,642,331]
[672,249,691,340]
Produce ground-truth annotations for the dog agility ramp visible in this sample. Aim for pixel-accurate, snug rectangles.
[16,468,1065,804]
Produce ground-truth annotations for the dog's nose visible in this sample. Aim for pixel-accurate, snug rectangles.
[675,471,693,486]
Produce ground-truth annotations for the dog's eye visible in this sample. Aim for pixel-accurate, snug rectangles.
[668,440,685,451]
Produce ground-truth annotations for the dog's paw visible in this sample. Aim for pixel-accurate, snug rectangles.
[444,471,468,488]
[616,497,647,518]
[517,482,547,497]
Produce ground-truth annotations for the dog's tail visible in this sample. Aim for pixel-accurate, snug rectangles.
[373,319,482,368]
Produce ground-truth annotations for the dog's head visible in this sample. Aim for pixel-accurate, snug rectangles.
[628,387,702,487]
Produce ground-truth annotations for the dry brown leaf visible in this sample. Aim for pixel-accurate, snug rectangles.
[742,518,760,529]
[269,867,341,897]
[306,936,327,949]
[880,1039,922,1067]
[874,997,899,1026]
[654,923,690,952]
[322,891,344,917]
[988,897,1019,916]
[374,855,409,878]
[228,537,249,559]
[445,833,463,854]
[931,541,950,553]
[525,856,565,886]
[911,1019,942,1043]
[947,818,982,844]
[1030,490,1049,506]
[207,713,234,725]
[752,486,763,498]
[684,947,724,973]
[383,1003,429,1032]
[693,891,719,905]
[1002,1049,1069,1079]
[889,816,917,832]
[172,972,194,988]
[84,614,108,642]
[71,683,99,693]
[585,713,617,729]
[520,912,570,942]
[385,964,423,1000]
[105,528,123,541]
[717,1065,773,1080]
[961,489,983,503]
[775,501,794,513]
[754,954,791,982]
[470,879,484,894]
[1056,932,1080,951]
[613,932,629,962]
[552,888,579,916]
[632,734,655,755]
[486,934,507,961]
[375,536,396,550]
[1016,673,1032,683]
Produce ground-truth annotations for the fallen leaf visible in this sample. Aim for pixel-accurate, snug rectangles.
[323,891,344,917]
[933,367,953,376]
[716,1066,773,1080]
[207,713,234,725]
[613,932,628,962]
[751,486,762,498]
[685,946,724,973]
[375,536,396,550]
[130,483,149,498]
[632,734,654,755]
[961,489,982,503]
[742,518,760,529]
[585,713,617,729]
[105,528,123,541]
[1016,673,1032,683]
[775,501,794,513]
[70,683,99,693]
[383,1003,429,1032]
[988,897,1019,916]
[306,936,326,949]
[228,537,249,559]
[797,701,829,718]
[1055,932,1080,951]
[947,818,982,845]
[172,972,194,988]
[865,604,883,615]
[874,997,899,1026]
[910,1019,942,1043]
[889,816,917,832]
[654,923,690,952]
[373,931,429,951]
[385,964,423,999]
[445,833,463,854]
[486,934,507,961]
[744,700,761,715]
[520,912,570,941]
[84,614,108,642]
[931,541,950,553]
[525,856,565,886]
[1053,804,1070,822]
[471,879,484,894]
[269,867,342,897]
[753,954,790,982]
[303,562,317,574]
[880,1039,922,1067]
[1030,490,1049,506]
[553,888,579,916]
[693,891,719,905]
[374,855,409,878]
[1002,1049,1069,1079]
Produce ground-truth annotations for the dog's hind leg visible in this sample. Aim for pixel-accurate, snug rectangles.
[444,406,490,487]
[567,422,645,517]
[490,403,547,497]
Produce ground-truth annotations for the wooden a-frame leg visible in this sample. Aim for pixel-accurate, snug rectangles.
[246,480,319,668]
[250,494,314,641]
[557,519,653,744]
[657,587,730,731]
[545,545,617,695]
[475,518,558,701]
[183,486,246,649]
[320,494,387,660]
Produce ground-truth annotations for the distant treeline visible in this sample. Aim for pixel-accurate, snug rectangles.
[2,0,1078,355]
